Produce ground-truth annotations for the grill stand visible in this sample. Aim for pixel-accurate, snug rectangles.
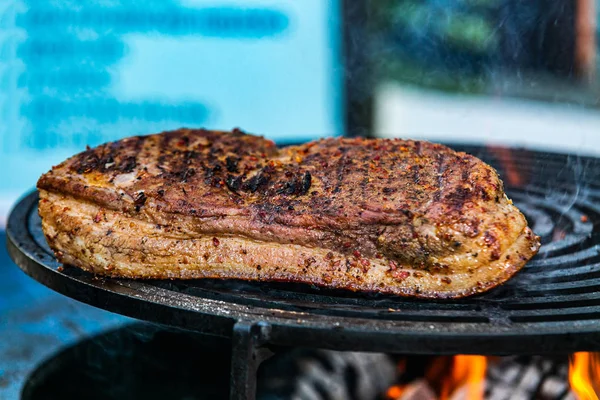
[230,321,274,400]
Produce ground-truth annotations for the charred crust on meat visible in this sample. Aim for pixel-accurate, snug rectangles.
[178,136,190,146]
[445,186,473,210]
[275,171,312,196]
[180,168,196,182]
[226,174,243,192]
[226,156,240,173]
[243,171,269,193]
[75,152,100,174]
[120,156,137,173]
[134,191,147,206]
[204,164,222,187]
[301,172,312,194]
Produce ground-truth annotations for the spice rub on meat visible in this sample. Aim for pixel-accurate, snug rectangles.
[37,128,540,299]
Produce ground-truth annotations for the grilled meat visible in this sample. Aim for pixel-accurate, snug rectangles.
[37,128,540,298]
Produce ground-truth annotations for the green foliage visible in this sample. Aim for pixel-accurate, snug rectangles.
[378,58,487,94]
[445,13,498,52]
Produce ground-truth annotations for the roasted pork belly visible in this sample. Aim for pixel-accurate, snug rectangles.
[38,129,540,298]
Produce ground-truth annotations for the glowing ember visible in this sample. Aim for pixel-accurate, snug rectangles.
[386,385,406,399]
[440,355,487,400]
[569,352,600,400]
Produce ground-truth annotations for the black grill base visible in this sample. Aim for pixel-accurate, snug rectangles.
[22,323,232,400]
[21,323,396,400]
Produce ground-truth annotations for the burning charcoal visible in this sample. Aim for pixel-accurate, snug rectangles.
[388,379,435,400]
[257,349,395,400]
[385,355,577,400]
[540,377,570,400]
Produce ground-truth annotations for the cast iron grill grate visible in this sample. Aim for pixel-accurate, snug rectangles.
[7,144,600,356]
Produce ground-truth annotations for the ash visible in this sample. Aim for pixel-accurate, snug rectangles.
[485,356,575,400]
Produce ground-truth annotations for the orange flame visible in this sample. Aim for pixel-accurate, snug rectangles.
[569,352,600,400]
[386,385,406,399]
[440,355,487,400]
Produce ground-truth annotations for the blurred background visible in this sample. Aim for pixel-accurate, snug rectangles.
[0,0,342,226]
[1,1,600,397]
[1,0,600,225]
[367,0,600,152]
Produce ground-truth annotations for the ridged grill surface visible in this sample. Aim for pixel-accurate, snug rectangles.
[8,144,600,354]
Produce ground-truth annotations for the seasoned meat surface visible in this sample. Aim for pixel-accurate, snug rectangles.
[38,128,540,298]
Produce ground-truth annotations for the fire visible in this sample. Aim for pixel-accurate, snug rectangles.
[387,355,487,400]
[486,146,525,187]
[386,385,406,399]
[569,352,600,400]
[385,353,600,400]
[439,355,487,400]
